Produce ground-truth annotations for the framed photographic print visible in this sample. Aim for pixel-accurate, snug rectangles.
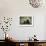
[19,16,33,26]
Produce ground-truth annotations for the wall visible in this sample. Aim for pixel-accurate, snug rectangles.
[0,0,46,40]
[8,15,45,40]
[0,15,45,40]
[44,16,46,40]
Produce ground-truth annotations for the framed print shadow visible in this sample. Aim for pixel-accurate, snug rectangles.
[19,16,33,26]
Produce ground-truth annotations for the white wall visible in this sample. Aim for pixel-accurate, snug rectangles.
[8,15,45,40]
[0,0,46,40]
[0,16,45,40]
[44,16,46,40]
[0,0,46,16]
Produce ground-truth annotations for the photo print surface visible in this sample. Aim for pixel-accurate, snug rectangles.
[20,16,33,26]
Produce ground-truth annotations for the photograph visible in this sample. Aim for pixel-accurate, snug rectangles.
[20,16,33,26]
